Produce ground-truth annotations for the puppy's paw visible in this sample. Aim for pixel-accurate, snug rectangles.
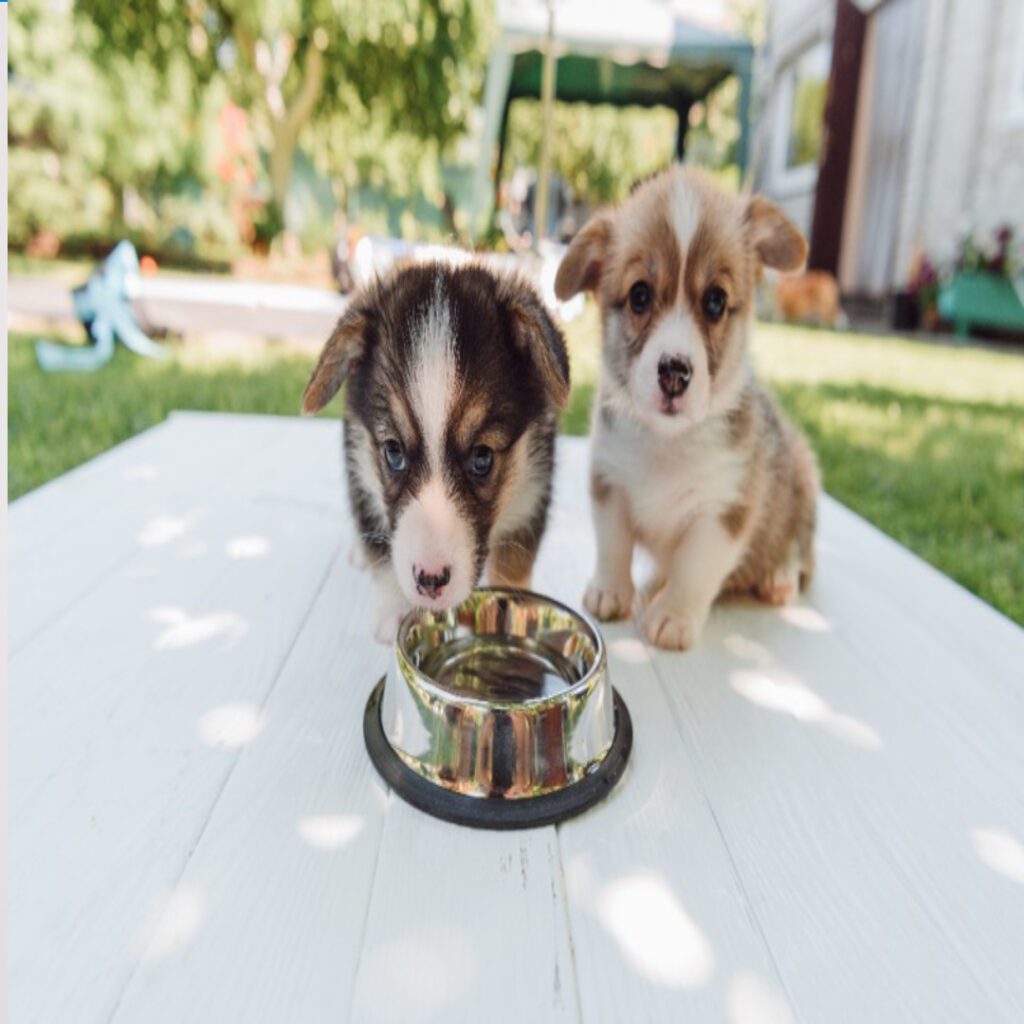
[641,602,706,651]
[583,578,635,621]
[754,565,800,606]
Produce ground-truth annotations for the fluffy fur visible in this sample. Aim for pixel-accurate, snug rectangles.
[304,261,570,642]
[555,166,819,650]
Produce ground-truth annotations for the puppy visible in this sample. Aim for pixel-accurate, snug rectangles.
[554,166,819,650]
[773,269,845,328]
[303,261,570,642]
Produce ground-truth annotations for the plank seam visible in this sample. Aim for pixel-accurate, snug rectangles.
[104,539,343,1024]
[796,598,1021,1014]
[644,638,807,1022]
[10,545,140,657]
[343,793,392,1024]
[553,827,585,1024]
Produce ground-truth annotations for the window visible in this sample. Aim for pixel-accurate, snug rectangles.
[785,41,832,169]
[772,39,832,190]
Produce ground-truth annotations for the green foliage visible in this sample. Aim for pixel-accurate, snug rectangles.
[503,72,745,209]
[77,0,493,233]
[9,0,494,254]
[10,322,1024,626]
[505,100,677,205]
[9,0,238,254]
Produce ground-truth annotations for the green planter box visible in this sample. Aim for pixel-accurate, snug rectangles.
[938,270,1024,339]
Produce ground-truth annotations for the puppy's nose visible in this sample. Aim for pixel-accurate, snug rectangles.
[658,355,693,399]
[414,564,451,599]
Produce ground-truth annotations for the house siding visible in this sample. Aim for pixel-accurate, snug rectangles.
[755,0,1024,295]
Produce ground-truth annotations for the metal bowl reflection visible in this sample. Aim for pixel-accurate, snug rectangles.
[380,589,617,800]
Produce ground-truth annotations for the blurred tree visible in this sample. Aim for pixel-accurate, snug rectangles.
[9,0,235,256]
[505,101,677,206]
[79,0,489,235]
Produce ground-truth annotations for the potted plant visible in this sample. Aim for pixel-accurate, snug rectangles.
[938,225,1024,339]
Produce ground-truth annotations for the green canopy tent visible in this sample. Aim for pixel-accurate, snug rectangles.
[469,0,755,240]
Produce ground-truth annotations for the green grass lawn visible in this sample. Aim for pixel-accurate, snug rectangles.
[9,316,1024,625]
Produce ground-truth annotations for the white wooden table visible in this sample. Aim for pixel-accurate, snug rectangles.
[10,412,1024,1024]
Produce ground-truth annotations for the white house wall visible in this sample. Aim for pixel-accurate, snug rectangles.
[757,0,1024,295]
[894,0,1024,287]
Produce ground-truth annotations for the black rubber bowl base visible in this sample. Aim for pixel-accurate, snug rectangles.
[362,677,632,830]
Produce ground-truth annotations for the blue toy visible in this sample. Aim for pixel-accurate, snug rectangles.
[35,241,168,372]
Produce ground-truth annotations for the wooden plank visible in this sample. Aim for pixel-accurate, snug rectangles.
[9,418,344,1024]
[9,413,342,651]
[648,532,1023,1020]
[348,810,579,1024]
[106,552,391,1024]
[346,451,591,1024]
[114,442,583,1024]
[819,496,1024,695]
[541,442,798,1023]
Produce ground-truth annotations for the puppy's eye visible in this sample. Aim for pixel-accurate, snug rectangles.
[628,281,652,314]
[382,439,407,473]
[702,286,728,323]
[468,444,494,479]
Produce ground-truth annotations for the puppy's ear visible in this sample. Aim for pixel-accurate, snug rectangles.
[554,212,613,300]
[501,279,571,409]
[301,304,368,414]
[745,196,808,272]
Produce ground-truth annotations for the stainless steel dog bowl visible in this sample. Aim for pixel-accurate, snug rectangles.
[363,589,632,829]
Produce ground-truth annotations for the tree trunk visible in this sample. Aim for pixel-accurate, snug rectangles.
[261,41,326,234]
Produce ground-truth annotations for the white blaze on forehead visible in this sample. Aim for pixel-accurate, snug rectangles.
[392,476,474,607]
[670,176,701,254]
[408,272,459,472]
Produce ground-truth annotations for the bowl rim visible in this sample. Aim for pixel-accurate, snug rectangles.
[393,587,608,712]
[364,677,633,828]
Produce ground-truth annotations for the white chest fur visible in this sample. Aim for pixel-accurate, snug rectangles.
[591,412,745,554]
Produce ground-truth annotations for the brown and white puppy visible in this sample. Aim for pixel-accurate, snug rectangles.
[554,166,819,650]
[303,261,570,642]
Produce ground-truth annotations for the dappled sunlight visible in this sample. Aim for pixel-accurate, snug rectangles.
[609,636,652,665]
[137,514,194,547]
[226,534,270,559]
[595,872,716,990]
[775,604,831,633]
[731,669,882,750]
[354,930,475,1016]
[141,883,203,961]
[971,827,1024,886]
[149,606,249,651]
[197,702,266,749]
[727,971,795,1024]
[723,634,773,666]
[297,814,364,850]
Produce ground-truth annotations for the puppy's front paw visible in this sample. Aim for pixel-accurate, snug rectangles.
[642,602,706,651]
[583,578,635,621]
[754,565,800,606]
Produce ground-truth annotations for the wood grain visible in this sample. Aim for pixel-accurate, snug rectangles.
[10,419,1024,1024]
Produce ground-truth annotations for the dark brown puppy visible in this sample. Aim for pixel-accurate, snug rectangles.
[304,260,569,642]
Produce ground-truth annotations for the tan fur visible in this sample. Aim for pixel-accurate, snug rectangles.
[487,540,536,589]
[774,270,842,327]
[557,165,819,650]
